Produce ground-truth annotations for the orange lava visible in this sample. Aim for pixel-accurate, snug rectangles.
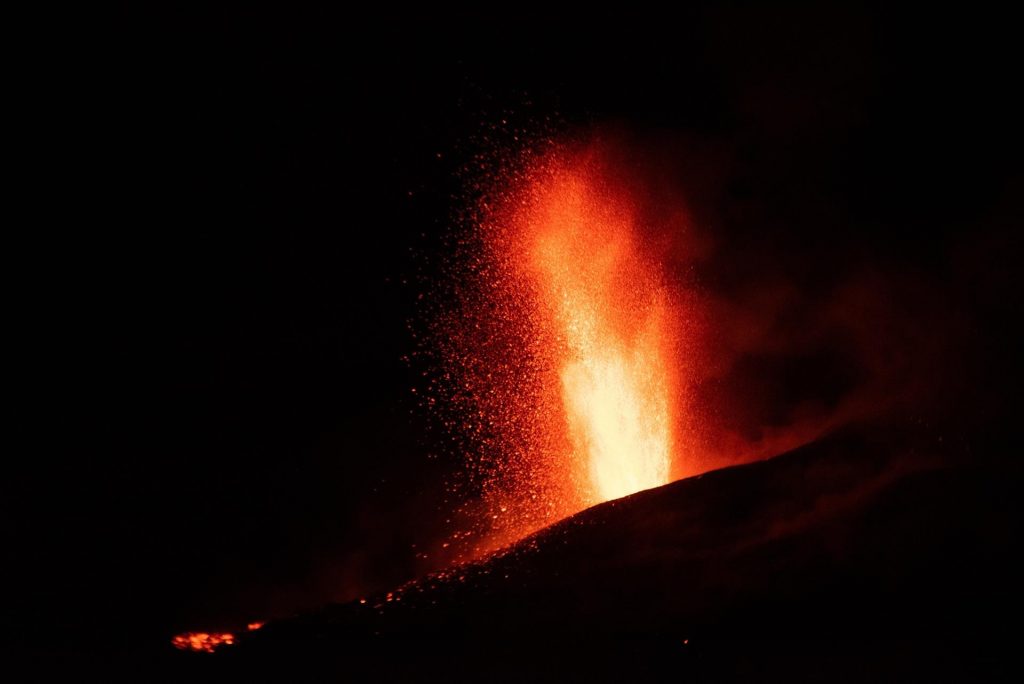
[437,138,697,551]
[172,620,265,652]
[171,631,235,653]
[517,160,677,503]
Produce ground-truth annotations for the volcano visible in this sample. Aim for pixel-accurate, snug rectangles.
[34,6,1024,684]
[167,419,1021,680]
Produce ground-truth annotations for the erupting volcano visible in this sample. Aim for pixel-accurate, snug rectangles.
[435,140,699,550]
[36,8,1023,682]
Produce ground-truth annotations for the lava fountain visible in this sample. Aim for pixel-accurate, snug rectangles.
[434,137,696,550]
[518,162,675,502]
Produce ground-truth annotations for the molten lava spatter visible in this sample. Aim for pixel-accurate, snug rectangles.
[431,138,696,552]
[520,166,675,502]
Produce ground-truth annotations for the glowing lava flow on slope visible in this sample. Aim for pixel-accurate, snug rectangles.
[171,631,235,653]
[436,139,695,551]
[171,621,264,653]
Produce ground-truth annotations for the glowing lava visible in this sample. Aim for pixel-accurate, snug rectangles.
[172,621,264,653]
[434,138,694,551]
[519,164,675,502]
[172,631,235,653]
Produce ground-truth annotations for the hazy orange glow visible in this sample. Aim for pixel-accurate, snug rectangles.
[171,631,235,653]
[246,621,265,631]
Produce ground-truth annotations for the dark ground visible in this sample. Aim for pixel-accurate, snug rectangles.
[144,418,1023,680]
[237,422,1022,638]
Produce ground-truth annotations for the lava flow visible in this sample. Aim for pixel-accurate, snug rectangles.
[435,138,697,549]
[172,621,264,653]
[171,631,235,653]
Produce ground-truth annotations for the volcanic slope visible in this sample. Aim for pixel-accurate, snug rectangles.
[193,420,1021,680]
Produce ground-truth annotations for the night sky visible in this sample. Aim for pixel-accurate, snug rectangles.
[18,4,1022,657]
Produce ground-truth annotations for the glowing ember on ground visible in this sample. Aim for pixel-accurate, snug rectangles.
[172,621,263,652]
[171,631,236,653]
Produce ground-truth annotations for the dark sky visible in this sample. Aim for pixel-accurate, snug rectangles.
[17,4,1022,655]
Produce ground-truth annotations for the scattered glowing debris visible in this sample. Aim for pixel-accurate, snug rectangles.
[171,632,235,653]
[246,621,265,632]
